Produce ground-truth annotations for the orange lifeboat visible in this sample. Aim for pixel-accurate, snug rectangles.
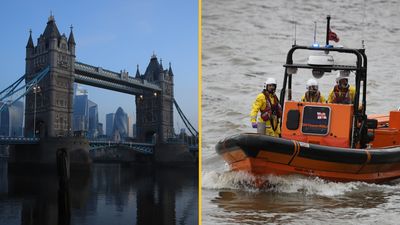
[216,18,400,183]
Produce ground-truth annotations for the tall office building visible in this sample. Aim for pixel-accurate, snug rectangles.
[97,123,104,136]
[72,86,100,138]
[0,101,24,137]
[128,115,133,137]
[88,100,98,138]
[113,107,128,140]
[106,113,115,137]
[73,94,89,132]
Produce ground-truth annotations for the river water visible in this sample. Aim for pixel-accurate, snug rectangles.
[0,160,198,225]
[202,0,400,224]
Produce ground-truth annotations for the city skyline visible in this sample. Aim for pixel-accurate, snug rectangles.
[0,96,136,139]
[0,0,198,133]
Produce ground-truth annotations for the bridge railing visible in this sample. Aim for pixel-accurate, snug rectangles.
[88,140,155,154]
[0,136,40,145]
[89,140,154,146]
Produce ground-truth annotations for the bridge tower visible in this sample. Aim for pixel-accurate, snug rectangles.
[25,15,75,137]
[136,54,174,143]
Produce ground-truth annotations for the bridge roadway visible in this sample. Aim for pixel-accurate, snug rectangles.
[0,137,154,154]
[88,140,154,154]
[74,62,161,95]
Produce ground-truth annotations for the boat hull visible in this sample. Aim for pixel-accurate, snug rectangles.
[216,133,400,183]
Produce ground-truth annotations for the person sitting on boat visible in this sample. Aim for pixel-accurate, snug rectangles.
[327,70,356,104]
[301,78,326,103]
[250,78,282,137]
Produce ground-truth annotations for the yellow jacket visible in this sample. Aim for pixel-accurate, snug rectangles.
[328,85,356,104]
[250,92,281,136]
[301,91,326,103]
[250,93,276,123]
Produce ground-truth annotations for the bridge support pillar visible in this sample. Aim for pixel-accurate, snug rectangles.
[153,143,196,165]
[9,136,91,170]
[136,54,174,144]
[24,16,75,138]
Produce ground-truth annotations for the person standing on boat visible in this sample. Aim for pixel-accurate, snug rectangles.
[250,78,282,137]
[301,78,326,103]
[328,70,355,104]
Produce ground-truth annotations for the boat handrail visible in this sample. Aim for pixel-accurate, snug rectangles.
[280,45,368,149]
[283,64,363,71]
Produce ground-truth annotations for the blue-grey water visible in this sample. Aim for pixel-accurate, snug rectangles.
[0,160,198,225]
[202,0,400,224]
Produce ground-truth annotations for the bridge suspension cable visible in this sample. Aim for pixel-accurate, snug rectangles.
[173,98,198,137]
[0,66,50,113]
[0,74,25,100]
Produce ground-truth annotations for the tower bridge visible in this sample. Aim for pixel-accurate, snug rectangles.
[0,15,197,166]
[24,15,174,143]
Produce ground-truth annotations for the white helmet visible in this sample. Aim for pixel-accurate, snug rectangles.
[263,78,277,90]
[306,78,318,90]
[336,70,350,83]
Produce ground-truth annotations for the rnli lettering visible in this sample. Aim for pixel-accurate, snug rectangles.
[302,106,331,135]
[301,123,328,129]
[316,112,327,119]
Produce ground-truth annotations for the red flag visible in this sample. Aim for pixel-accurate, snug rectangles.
[328,29,340,42]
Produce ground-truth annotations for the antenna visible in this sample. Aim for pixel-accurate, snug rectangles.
[362,0,366,49]
[293,20,297,46]
[326,15,331,46]
[313,21,317,44]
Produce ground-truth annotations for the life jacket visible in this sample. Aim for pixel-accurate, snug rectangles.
[260,93,282,131]
[304,91,321,102]
[333,85,351,104]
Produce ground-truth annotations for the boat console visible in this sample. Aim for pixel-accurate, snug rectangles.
[282,101,353,148]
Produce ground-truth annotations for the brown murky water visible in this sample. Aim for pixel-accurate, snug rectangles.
[202,0,400,224]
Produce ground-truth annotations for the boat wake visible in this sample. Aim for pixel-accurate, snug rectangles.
[202,170,400,196]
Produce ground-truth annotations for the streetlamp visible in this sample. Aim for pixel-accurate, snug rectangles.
[33,85,41,138]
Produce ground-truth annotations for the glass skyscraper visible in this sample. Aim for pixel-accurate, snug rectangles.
[113,107,129,140]
[106,113,115,137]
[0,101,24,137]
[73,94,89,132]
[88,100,99,138]
[72,85,100,138]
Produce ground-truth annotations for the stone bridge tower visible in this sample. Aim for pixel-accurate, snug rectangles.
[25,15,75,137]
[135,54,174,143]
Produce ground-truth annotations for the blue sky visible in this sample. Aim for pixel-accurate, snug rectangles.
[0,0,198,133]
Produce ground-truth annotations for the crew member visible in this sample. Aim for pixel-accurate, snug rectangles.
[250,78,282,137]
[301,78,326,103]
[328,70,355,104]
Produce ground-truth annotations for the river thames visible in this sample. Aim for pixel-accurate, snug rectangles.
[0,159,198,225]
